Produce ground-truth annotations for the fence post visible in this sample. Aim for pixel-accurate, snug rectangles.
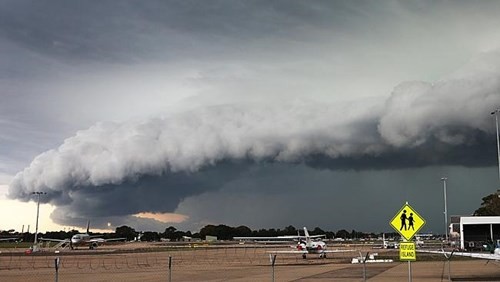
[54,257,60,282]
[168,256,172,282]
[444,250,454,281]
[358,251,369,282]
[269,254,277,282]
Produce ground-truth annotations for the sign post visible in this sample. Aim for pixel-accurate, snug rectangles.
[390,202,426,282]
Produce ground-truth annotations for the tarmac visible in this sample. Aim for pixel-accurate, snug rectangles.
[1,242,500,281]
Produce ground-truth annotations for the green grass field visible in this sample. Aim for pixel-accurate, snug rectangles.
[0,242,32,249]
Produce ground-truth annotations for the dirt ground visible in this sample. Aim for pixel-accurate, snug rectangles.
[1,243,500,281]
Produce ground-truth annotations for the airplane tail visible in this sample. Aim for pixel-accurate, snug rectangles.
[303,227,311,243]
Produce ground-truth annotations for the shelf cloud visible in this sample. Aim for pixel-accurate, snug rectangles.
[3,1,500,232]
[8,50,500,230]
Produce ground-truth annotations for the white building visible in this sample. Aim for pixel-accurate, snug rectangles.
[451,216,500,250]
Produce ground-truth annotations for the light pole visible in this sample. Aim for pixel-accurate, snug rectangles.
[491,109,500,183]
[441,177,448,242]
[32,191,46,248]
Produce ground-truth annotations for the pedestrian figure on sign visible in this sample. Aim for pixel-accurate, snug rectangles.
[400,210,407,231]
[408,213,415,230]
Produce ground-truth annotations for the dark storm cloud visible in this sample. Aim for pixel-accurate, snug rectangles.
[4,1,500,231]
[306,129,496,170]
[8,45,500,228]
[173,164,499,233]
[3,0,498,64]
[0,0,349,63]
[46,162,251,230]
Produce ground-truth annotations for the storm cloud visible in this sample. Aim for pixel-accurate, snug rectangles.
[8,49,500,230]
[3,1,500,232]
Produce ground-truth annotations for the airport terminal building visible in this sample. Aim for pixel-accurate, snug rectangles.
[451,216,500,250]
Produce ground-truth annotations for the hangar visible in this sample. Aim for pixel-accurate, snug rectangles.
[451,216,500,250]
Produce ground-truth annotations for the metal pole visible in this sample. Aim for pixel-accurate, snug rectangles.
[444,250,454,281]
[448,260,451,281]
[363,252,369,282]
[168,256,172,282]
[33,192,46,247]
[35,193,40,245]
[492,109,500,183]
[441,177,448,242]
[270,254,277,282]
[54,257,60,282]
[408,261,412,282]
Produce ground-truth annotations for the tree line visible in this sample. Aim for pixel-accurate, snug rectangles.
[1,225,401,242]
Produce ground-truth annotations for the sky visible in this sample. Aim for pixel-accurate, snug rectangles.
[1,0,500,234]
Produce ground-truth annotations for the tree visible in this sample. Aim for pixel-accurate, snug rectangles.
[325,231,335,239]
[311,227,325,236]
[199,225,216,239]
[474,193,500,215]
[282,225,297,236]
[336,229,350,239]
[163,226,177,240]
[115,225,137,240]
[141,231,160,242]
[199,224,245,240]
[234,226,252,237]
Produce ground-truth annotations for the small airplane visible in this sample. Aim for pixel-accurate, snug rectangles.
[0,230,22,242]
[40,221,125,250]
[235,227,355,259]
[372,233,400,249]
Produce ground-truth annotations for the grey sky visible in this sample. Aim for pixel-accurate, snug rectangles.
[2,1,500,233]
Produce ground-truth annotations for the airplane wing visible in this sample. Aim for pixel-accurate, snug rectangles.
[39,238,69,243]
[88,237,126,243]
[0,238,19,242]
[267,250,308,254]
[309,235,327,239]
[419,249,500,260]
[323,249,357,253]
[267,249,355,254]
[103,237,126,242]
[234,236,301,240]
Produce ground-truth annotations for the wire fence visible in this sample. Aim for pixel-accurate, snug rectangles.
[0,246,359,281]
[2,246,495,281]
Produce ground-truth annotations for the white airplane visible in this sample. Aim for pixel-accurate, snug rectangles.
[41,221,125,250]
[0,230,21,242]
[235,227,355,259]
[372,233,399,249]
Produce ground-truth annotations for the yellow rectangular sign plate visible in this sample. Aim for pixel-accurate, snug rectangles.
[399,242,416,261]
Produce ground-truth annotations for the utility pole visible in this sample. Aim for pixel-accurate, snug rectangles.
[491,109,500,183]
[441,177,448,242]
[32,191,46,250]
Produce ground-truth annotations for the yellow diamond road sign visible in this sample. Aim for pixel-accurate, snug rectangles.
[390,202,426,241]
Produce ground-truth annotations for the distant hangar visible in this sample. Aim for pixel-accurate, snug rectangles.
[450,216,500,250]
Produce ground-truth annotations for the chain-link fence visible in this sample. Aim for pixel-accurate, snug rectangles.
[2,246,497,281]
[0,246,363,281]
